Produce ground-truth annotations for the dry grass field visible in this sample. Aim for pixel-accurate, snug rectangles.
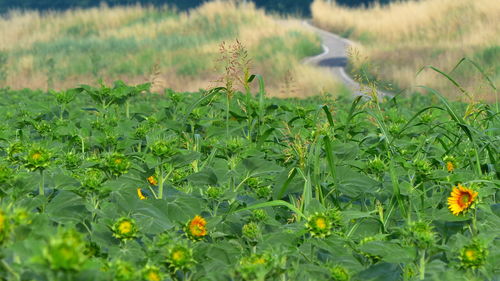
[312,0,500,101]
[0,1,345,97]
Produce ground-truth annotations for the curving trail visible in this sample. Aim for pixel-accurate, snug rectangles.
[302,21,390,98]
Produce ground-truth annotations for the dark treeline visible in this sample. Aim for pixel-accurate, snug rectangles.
[0,0,394,16]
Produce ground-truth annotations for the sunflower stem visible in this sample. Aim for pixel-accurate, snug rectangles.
[471,208,478,235]
[158,163,164,200]
[418,249,426,280]
[39,169,45,196]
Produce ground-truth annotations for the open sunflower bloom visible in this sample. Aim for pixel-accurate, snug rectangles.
[447,184,478,216]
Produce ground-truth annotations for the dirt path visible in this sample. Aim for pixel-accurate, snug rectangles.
[302,21,390,97]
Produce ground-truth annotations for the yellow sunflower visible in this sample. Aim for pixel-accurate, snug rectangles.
[137,188,147,200]
[185,215,207,240]
[147,175,158,186]
[447,184,478,215]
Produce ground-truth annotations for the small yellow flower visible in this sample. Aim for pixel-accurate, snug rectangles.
[446,161,454,172]
[147,175,158,186]
[137,188,146,200]
[447,184,478,216]
[185,215,207,240]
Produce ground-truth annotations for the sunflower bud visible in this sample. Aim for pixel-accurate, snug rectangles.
[305,209,342,238]
[142,265,163,281]
[206,186,223,200]
[306,212,333,238]
[329,265,350,281]
[112,217,139,241]
[237,253,272,281]
[63,152,82,171]
[443,155,458,172]
[242,222,261,242]
[251,209,267,222]
[81,168,105,191]
[367,156,387,175]
[166,244,194,272]
[459,240,488,269]
[112,260,136,281]
[105,153,131,176]
[43,229,88,272]
[7,142,24,164]
[151,140,175,158]
[25,146,51,171]
[414,158,432,176]
[403,220,436,249]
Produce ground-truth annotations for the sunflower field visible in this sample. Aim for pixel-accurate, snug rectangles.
[0,77,498,280]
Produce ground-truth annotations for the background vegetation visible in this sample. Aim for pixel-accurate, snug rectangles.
[0,0,397,16]
[0,1,346,97]
[312,0,500,102]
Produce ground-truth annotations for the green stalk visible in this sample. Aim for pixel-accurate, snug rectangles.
[471,208,478,235]
[39,169,45,196]
[1,260,20,281]
[418,249,426,280]
[60,104,64,120]
[226,91,230,140]
[80,135,85,154]
[125,100,130,119]
[158,163,164,199]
